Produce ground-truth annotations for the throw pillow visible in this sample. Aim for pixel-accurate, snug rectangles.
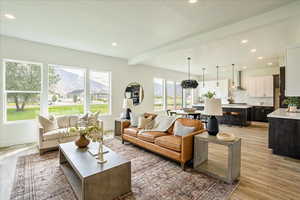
[130,112,142,127]
[87,112,100,126]
[138,116,154,129]
[56,115,70,128]
[173,121,195,136]
[69,115,79,127]
[38,115,59,133]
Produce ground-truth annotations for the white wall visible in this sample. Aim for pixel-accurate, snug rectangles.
[0,36,189,147]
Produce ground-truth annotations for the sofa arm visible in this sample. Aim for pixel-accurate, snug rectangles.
[38,125,44,148]
[181,129,206,163]
[120,120,131,135]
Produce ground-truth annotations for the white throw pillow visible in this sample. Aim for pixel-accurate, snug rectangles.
[38,115,59,133]
[130,112,142,127]
[173,121,195,136]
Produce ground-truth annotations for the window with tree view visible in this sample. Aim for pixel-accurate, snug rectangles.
[90,71,110,115]
[167,81,175,109]
[4,60,42,121]
[176,82,183,109]
[48,65,85,115]
[154,78,164,111]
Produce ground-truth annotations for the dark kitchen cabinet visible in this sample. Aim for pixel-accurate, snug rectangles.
[252,106,274,122]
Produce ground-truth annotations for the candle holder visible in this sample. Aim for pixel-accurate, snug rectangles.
[96,138,107,164]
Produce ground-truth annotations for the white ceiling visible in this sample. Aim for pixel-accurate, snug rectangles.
[0,0,298,74]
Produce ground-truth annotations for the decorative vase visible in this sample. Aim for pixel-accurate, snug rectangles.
[288,105,297,112]
[75,135,90,148]
[207,116,219,136]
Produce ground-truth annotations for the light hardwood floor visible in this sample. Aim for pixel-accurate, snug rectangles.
[1,123,300,200]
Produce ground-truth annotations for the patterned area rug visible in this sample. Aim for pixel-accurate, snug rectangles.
[10,139,238,200]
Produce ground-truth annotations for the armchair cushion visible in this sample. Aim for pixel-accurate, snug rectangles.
[43,128,79,140]
[57,116,70,128]
[155,135,181,152]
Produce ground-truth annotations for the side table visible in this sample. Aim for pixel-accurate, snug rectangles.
[193,132,241,184]
[114,119,129,136]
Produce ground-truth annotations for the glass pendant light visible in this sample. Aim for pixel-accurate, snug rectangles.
[216,65,219,87]
[202,68,206,87]
[231,64,236,89]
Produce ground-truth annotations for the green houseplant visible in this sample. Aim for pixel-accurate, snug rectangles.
[283,97,300,112]
[203,91,216,99]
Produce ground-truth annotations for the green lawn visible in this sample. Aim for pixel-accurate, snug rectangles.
[7,104,109,121]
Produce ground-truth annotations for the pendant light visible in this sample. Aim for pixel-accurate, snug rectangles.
[231,64,236,89]
[216,65,219,87]
[181,57,199,89]
[202,68,206,87]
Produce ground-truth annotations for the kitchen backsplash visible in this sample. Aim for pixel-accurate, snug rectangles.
[231,90,273,106]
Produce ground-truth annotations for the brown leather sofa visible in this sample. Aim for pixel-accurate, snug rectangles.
[121,115,205,169]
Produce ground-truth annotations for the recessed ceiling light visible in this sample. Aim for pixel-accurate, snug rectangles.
[189,0,198,4]
[112,42,117,47]
[257,56,263,60]
[241,40,248,44]
[250,49,257,53]
[4,13,16,19]
[243,66,247,69]
[268,62,273,66]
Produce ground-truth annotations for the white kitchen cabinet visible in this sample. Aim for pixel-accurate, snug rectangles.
[286,46,300,96]
[247,76,273,97]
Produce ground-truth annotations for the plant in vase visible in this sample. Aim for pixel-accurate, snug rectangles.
[283,97,300,112]
[71,123,102,148]
[203,91,216,99]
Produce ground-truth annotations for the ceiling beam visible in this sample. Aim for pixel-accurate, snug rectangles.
[128,1,300,65]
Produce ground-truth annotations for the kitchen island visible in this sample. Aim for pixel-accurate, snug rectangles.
[268,108,300,159]
[193,104,253,126]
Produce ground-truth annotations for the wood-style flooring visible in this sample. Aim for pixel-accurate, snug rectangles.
[1,123,300,200]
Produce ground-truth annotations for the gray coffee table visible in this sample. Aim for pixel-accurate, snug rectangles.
[193,132,241,184]
[59,141,131,200]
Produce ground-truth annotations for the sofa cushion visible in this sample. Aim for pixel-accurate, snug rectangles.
[56,116,70,128]
[38,115,59,132]
[137,131,166,143]
[124,127,140,137]
[43,128,79,140]
[155,135,182,152]
[69,115,79,127]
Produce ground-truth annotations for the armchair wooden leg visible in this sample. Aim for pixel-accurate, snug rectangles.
[181,162,185,170]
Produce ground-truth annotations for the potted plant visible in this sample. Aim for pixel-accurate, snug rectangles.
[203,91,216,99]
[283,97,300,112]
[70,123,102,148]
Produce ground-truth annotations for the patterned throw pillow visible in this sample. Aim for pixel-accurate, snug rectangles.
[173,121,195,136]
[38,115,59,133]
[138,116,154,129]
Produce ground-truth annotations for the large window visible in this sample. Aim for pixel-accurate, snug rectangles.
[175,82,183,109]
[90,71,111,115]
[154,78,164,111]
[185,89,193,108]
[166,81,175,110]
[48,65,85,115]
[4,60,42,121]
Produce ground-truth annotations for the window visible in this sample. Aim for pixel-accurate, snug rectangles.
[90,71,111,115]
[166,81,175,110]
[4,60,42,121]
[185,89,193,108]
[154,78,164,111]
[48,65,85,115]
[175,82,183,109]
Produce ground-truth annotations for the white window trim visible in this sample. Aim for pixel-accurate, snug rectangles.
[3,59,43,123]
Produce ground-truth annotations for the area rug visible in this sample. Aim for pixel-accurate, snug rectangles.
[10,139,238,200]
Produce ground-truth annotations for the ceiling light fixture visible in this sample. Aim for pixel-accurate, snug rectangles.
[4,13,16,19]
[243,66,247,69]
[268,62,273,66]
[231,64,236,89]
[112,42,117,46]
[258,56,263,60]
[250,49,257,53]
[216,66,219,87]
[241,40,248,44]
[189,0,198,3]
[181,57,198,89]
[202,68,205,88]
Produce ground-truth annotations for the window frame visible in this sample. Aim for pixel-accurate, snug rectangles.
[153,77,165,111]
[89,70,112,116]
[3,59,43,123]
